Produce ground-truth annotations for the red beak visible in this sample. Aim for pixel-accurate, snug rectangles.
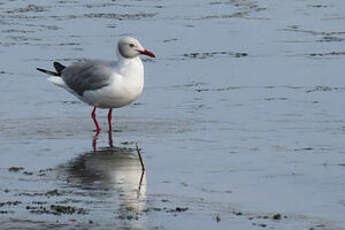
[138,50,155,58]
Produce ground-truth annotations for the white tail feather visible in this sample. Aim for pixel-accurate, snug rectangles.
[47,77,66,88]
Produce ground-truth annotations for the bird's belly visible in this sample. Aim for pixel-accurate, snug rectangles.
[82,84,143,108]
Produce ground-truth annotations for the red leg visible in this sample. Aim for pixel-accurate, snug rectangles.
[108,129,113,148]
[107,108,113,131]
[91,107,101,132]
[92,130,100,152]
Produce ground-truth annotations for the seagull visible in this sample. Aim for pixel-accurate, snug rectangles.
[37,37,155,132]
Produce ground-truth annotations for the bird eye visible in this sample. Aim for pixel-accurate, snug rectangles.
[129,43,135,48]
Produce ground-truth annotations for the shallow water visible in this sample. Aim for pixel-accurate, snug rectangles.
[1,0,345,229]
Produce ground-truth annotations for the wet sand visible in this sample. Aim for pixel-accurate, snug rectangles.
[1,0,345,229]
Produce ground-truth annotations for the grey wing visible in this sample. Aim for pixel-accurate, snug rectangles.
[61,60,114,96]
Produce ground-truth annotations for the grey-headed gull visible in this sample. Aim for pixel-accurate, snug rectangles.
[37,37,155,132]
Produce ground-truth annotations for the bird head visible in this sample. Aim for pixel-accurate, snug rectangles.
[118,37,155,59]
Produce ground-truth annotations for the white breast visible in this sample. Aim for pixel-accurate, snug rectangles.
[81,58,144,108]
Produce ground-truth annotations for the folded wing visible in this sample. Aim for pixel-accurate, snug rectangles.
[62,60,114,96]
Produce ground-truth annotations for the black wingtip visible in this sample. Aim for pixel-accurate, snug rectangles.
[36,67,59,76]
[36,67,46,72]
[53,62,66,75]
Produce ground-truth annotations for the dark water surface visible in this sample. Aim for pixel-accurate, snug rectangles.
[1,0,345,229]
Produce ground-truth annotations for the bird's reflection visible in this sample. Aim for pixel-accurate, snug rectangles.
[58,143,146,212]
